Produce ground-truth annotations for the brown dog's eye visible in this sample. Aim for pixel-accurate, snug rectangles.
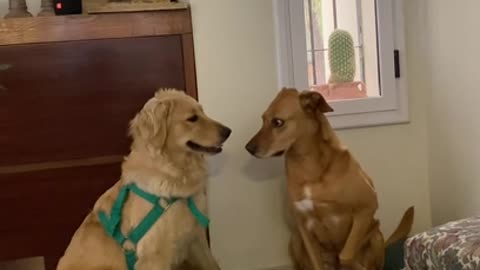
[271,118,284,128]
[187,115,198,122]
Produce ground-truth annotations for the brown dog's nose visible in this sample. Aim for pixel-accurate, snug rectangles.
[220,126,232,140]
[245,142,257,155]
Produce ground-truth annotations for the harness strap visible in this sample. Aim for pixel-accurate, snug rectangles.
[187,197,209,228]
[125,250,137,270]
[98,185,130,236]
[99,212,128,247]
[128,183,161,204]
[129,204,165,243]
[97,183,209,270]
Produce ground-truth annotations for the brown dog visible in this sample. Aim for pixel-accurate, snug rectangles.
[57,89,230,270]
[245,88,414,270]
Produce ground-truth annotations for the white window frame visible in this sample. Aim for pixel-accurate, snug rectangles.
[273,0,409,129]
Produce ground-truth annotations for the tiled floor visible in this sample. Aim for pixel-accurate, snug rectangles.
[0,257,44,270]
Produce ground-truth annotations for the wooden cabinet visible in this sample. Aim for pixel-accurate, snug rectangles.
[0,9,197,269]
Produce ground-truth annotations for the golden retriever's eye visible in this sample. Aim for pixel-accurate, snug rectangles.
[187,115,198,122]
[271,118,284,128]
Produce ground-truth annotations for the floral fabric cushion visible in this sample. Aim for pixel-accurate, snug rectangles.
[404,217,480,270]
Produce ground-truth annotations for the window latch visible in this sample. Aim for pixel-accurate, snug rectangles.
[394,50,400,78]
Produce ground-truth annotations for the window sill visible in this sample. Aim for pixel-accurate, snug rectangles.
[327,106,409,130]
[327,74,409,129]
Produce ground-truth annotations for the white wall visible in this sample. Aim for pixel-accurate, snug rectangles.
[189,1,291,268]
[426,0,480,225]
[0,1,433,269]
[191,0,432,269]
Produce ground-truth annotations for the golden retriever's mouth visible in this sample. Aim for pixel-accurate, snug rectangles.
[272,150,285,157]
[187,141,223,154]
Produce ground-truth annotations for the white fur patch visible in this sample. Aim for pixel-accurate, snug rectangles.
[295,199,314,212]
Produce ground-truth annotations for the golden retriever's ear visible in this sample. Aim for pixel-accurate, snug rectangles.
[299,91,333,114]
[129,100,172,148]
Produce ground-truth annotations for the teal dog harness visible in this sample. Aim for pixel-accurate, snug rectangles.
[98,183,209,270]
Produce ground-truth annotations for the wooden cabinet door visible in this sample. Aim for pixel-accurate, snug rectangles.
[0,35,196,267]
[0,36,186,166]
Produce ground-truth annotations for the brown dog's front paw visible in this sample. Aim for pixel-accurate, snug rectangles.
[339,252,355,267]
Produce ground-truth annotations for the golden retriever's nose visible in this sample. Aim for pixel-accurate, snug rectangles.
[245,142,257,156]
[220,126,232,140]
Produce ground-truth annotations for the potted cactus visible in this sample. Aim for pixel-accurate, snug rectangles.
[314,29,367,100]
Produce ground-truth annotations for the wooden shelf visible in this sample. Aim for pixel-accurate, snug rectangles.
[86,1,188,14]
[0,9,192,46]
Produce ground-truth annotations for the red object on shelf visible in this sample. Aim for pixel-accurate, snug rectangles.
[53,0,82,15]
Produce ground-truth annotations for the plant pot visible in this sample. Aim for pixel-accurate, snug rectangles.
[312,81,367,101]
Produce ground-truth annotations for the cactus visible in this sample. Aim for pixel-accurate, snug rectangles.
[328,29,356,84]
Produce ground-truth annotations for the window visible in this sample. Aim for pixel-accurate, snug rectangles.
[305,0,379,100]
[273,0,408,129]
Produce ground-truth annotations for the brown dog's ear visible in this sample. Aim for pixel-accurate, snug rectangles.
[299,91,335,141]
[129,100,172,148]
[299,91,333,114]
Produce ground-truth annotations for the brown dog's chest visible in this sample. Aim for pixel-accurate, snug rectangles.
[286,157,361,248]
[289,183,353,240]
[311,202,353,245]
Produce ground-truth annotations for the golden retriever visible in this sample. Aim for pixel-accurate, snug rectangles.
[245,88,414,270]
[57,89,231,270]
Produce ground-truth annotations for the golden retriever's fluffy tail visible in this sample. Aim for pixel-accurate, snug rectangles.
[384,206,414,247]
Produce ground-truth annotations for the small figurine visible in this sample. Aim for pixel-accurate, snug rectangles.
[4,0,33,18]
